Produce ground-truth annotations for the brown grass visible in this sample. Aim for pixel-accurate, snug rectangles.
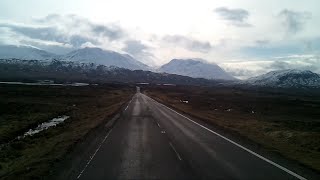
[0,84,134,179]
[144,85,320,172]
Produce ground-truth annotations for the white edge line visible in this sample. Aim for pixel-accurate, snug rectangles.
[145,95,307,180]
[169,142,182,161]
[77,129,113,179]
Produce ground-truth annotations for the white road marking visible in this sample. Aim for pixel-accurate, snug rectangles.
[124,95,135,111]
[77,129,113,179]
[145,94,307,180]
[169,142,182,161]
[157,122,161,128]
[78,95,134,179]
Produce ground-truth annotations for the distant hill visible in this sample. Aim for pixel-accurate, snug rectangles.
[159,58,236,80]
[0,45,56,60]
[246,69,320,88]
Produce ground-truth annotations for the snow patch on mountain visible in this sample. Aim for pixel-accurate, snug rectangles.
[60,47,149,70]
[159,58,236,80]
[246,69,320,87]
[0,46,150,71]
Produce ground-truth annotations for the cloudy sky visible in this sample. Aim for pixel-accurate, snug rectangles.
[1,0,319,78]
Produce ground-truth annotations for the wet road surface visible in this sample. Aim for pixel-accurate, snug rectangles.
[74,92,308,180]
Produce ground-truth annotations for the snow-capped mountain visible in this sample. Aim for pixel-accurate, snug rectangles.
[0,46,150,71]
[246,69,320,87]
[159,58,236,80]
[0,59,221,86]
[0,45,56,60]
[60,47,149,70]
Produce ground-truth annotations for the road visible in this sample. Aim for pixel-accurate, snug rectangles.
[75,91,307,180]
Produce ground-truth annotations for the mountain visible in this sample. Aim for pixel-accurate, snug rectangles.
[0,46,149,71]
[0,59,223,86]
[246,69,320,88]
[60,47,149,70]
[0,45,56,60]
[159,58,236,80]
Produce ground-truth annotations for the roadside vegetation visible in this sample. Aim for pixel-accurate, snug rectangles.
[145,85,320,172]
[0,84,134,179]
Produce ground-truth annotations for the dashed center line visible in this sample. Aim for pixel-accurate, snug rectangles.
[169,142,182,161]
[124,95,135,111]
[77,129,113,179]
[145,94,307,180]
[77,94,138,179]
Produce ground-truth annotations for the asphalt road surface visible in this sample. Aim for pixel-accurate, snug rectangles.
[75,92,309,180]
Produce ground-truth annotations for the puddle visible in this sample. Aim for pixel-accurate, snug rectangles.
[70,82,89,86]
[0,116,70,149]
[20,115,69,138]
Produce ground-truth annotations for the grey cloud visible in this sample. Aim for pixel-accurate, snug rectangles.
[20,39,74,55]
[267,61,291,70]
[0,23,97,48]
[0,23,60,41]
[69,35,98,47]
[268,57,320,73]
[255,40,269,46]
[122,40,155,66]
[278,9,311,34]
[131,51,155,66]
[59,14,125,40]
[123,40,148,55]
[220,54,320,80]
[227,69,257,79]
[34,14,61,23]
[91,24,124,40]
[163,35,212,52]
[214,7,251,27]
[0,14,126,53]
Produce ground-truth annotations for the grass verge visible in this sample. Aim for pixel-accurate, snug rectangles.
[144,85,320,172]
[0,84,134,179]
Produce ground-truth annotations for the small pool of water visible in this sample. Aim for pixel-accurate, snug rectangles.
[21,115,70,138]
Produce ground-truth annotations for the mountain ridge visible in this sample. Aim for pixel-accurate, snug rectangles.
[159,58,236,80]
[0,45,57,60]
[246,69,320,88]
[0,45,149,71]
[60,47,150,70]
[0,59,226,86]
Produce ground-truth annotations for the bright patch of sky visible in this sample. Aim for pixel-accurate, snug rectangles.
[1,0,319,78]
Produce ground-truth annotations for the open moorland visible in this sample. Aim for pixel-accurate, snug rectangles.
[144,85,320,172]
[0,83,134,179]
